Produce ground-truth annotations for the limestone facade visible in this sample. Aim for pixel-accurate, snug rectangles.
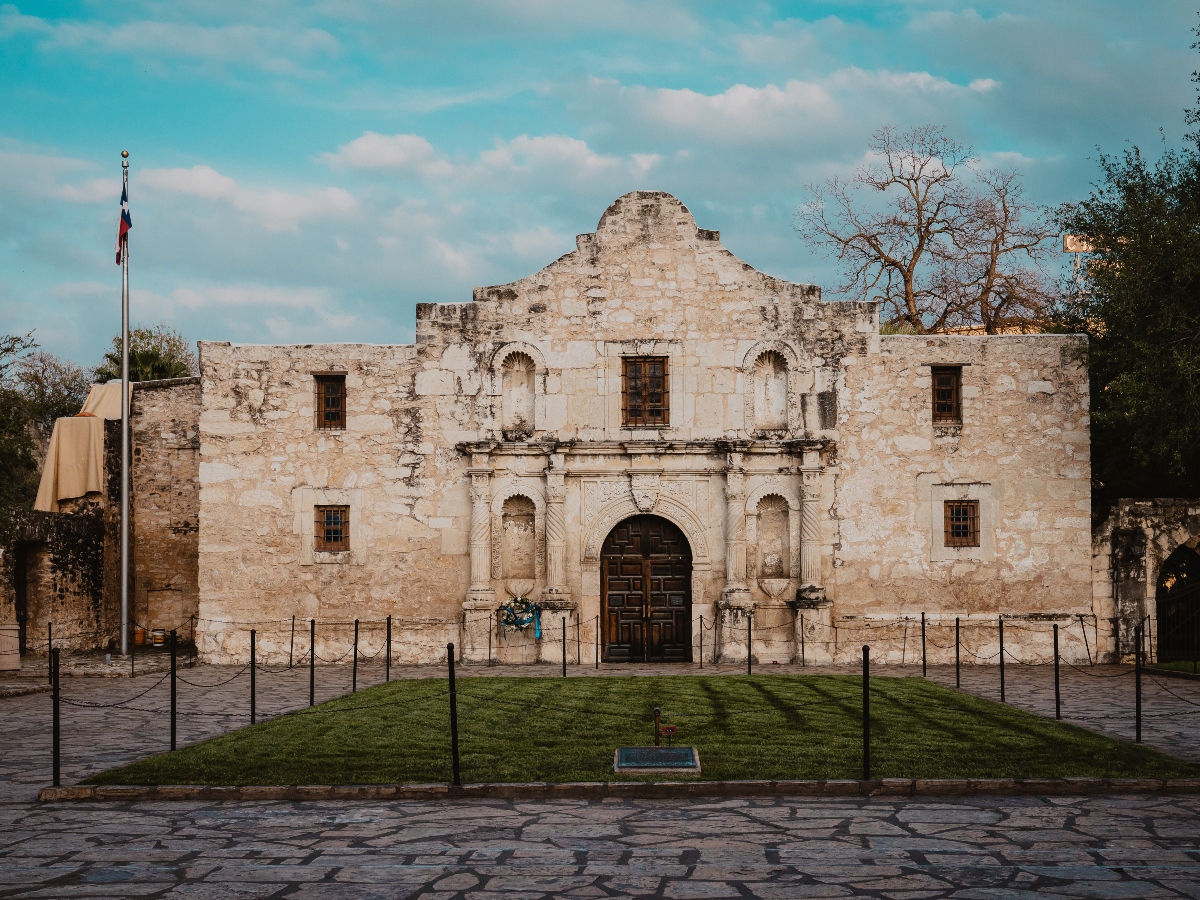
[191,192,1096,666]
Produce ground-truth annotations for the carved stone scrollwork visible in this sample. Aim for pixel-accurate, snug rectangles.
[467,465,494,598]
[723,452,750,602]
[630,472,660,512]
[800,448,823,593]
[543,452,569,601]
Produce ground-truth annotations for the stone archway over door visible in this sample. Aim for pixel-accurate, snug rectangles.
[601,515,692,663]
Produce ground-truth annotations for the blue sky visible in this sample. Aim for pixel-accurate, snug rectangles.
[2,1,1197,366]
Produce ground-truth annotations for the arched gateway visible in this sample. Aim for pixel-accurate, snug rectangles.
[601,515,692,662]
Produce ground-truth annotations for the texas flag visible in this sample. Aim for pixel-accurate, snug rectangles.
[115,182,132,265]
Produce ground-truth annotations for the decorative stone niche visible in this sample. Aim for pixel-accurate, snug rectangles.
[500,495,536,599]
[754,351,788,432]
[501,353,535,440]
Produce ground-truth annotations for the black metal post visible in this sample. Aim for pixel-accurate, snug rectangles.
[577,616,581,668]
[1193,606,1197,675]
[699,615,703,669]
[1080,613,1092,666]
[250,629,256,725]
[921,612,927,677]
[447,643,461,786]
[998,617,1005,703]
[170,630,177,751]
[352,619,359,693]
[654,706,661,747]
[861,645,870,780]
[562,616,567,677]
[747,614,753,676]
[51,648,60,787]
[800,614,806,667]
[309,618,315,708]
[1135,623,1143,743]
[47,622,52,684]
[289,615,295,669]
[1053,623,1061,720]
[955,617,961,688]
[386,615,392,681]
[487,611,492,668]
[595,615,600,669]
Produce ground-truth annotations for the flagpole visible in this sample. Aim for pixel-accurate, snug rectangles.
[119,150,130,658]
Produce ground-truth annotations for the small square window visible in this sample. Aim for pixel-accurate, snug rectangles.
[943,500,980,548]
[622,357,669,427]
[315,373,346,430]
[315,505,350,552]
[931,366,962,423]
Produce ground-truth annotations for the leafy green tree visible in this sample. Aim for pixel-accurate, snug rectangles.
[15,351,91,460]
[0,333,41,508]
[93,323,198,383]
[1055,145,1200,512]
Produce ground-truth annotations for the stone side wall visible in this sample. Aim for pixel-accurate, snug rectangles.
[131,378,201,640]
[832,334,1094,663]
[196,343,465,664]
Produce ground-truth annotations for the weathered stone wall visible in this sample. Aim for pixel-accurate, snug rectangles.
[131,378,201,640]
[194,191,1093,666]
[1093,499,1200,662]
[831,335,1094,663]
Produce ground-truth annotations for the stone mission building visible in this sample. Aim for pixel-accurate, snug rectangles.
[193,191,1093,666]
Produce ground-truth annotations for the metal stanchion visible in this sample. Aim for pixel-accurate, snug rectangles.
[309,618,316,708]
[800,614,805,667]
[289,615,295,669]
[595,615,600,669]
[921,612,927,677]
[47,622,52,684]
[170,630,177,751]
[250,629,256,725]
[352,619,359,693]
[861,645,870,780]
[51,648,60,787]
[487,611,492,668]
[747,614,753,676]
[1135,623,1143,743]
[955,617,961,688]
[1053,623,1061,720]
[562,616,567,678]
[998,617,1005,703]
[386,615,392,681]
[699,615,703,670]
[447,643,461,786]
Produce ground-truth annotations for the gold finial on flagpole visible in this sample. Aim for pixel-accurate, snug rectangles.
[121,149,128,158]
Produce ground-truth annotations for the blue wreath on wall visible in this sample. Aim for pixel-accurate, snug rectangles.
[499,597,541,639]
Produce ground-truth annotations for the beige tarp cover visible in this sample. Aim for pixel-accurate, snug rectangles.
[33,383,129,512]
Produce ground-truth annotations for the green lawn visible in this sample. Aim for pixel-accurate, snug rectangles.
[1151,660,1200,675]
[85,674,1199,786]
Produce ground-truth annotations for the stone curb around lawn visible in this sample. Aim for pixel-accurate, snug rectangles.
[38,777,1200,803]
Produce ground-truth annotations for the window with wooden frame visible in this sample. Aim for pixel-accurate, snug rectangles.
[943,500,980,548]
[314,373,346,430]
[621,356,669,427]
[931,366,962,423]
[314,505,350,552]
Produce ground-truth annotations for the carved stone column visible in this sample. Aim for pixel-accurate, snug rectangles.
[718,452,753,662]
[799,448,824,597]
[542,452,569,602]
[462,447,496,663]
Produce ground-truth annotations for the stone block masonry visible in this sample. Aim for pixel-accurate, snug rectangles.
[189,192,1099,666]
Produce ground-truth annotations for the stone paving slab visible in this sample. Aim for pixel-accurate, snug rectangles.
[2,795,1200,897]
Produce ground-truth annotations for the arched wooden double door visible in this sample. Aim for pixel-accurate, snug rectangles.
[601,515,692,663]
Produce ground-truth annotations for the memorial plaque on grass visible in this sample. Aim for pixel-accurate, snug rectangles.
[614,747,701,773]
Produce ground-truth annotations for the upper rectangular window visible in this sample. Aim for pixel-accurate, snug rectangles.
[314,373,346,430]
[931,366,962,423]
[314,505,350,552]
[943,500,980,548]
[622,357,669,427]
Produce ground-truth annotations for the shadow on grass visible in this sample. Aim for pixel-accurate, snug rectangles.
[84,674,1200,787]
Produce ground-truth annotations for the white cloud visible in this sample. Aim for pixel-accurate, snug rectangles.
[2,7,339,76]
[141,165,358,232]
[321,132,453,176]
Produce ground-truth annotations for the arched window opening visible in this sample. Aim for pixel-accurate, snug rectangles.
[501,352,535,440]
[1156,543,1200,662]
[756,495,790,579]
[754,351,788,432]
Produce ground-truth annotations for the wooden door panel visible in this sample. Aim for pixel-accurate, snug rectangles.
[601,515,692,663]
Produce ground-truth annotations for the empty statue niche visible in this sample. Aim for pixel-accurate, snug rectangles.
[754,351,788,432]
[756,495,790,579]
[501,495,537,596]
[501,352,535,440]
